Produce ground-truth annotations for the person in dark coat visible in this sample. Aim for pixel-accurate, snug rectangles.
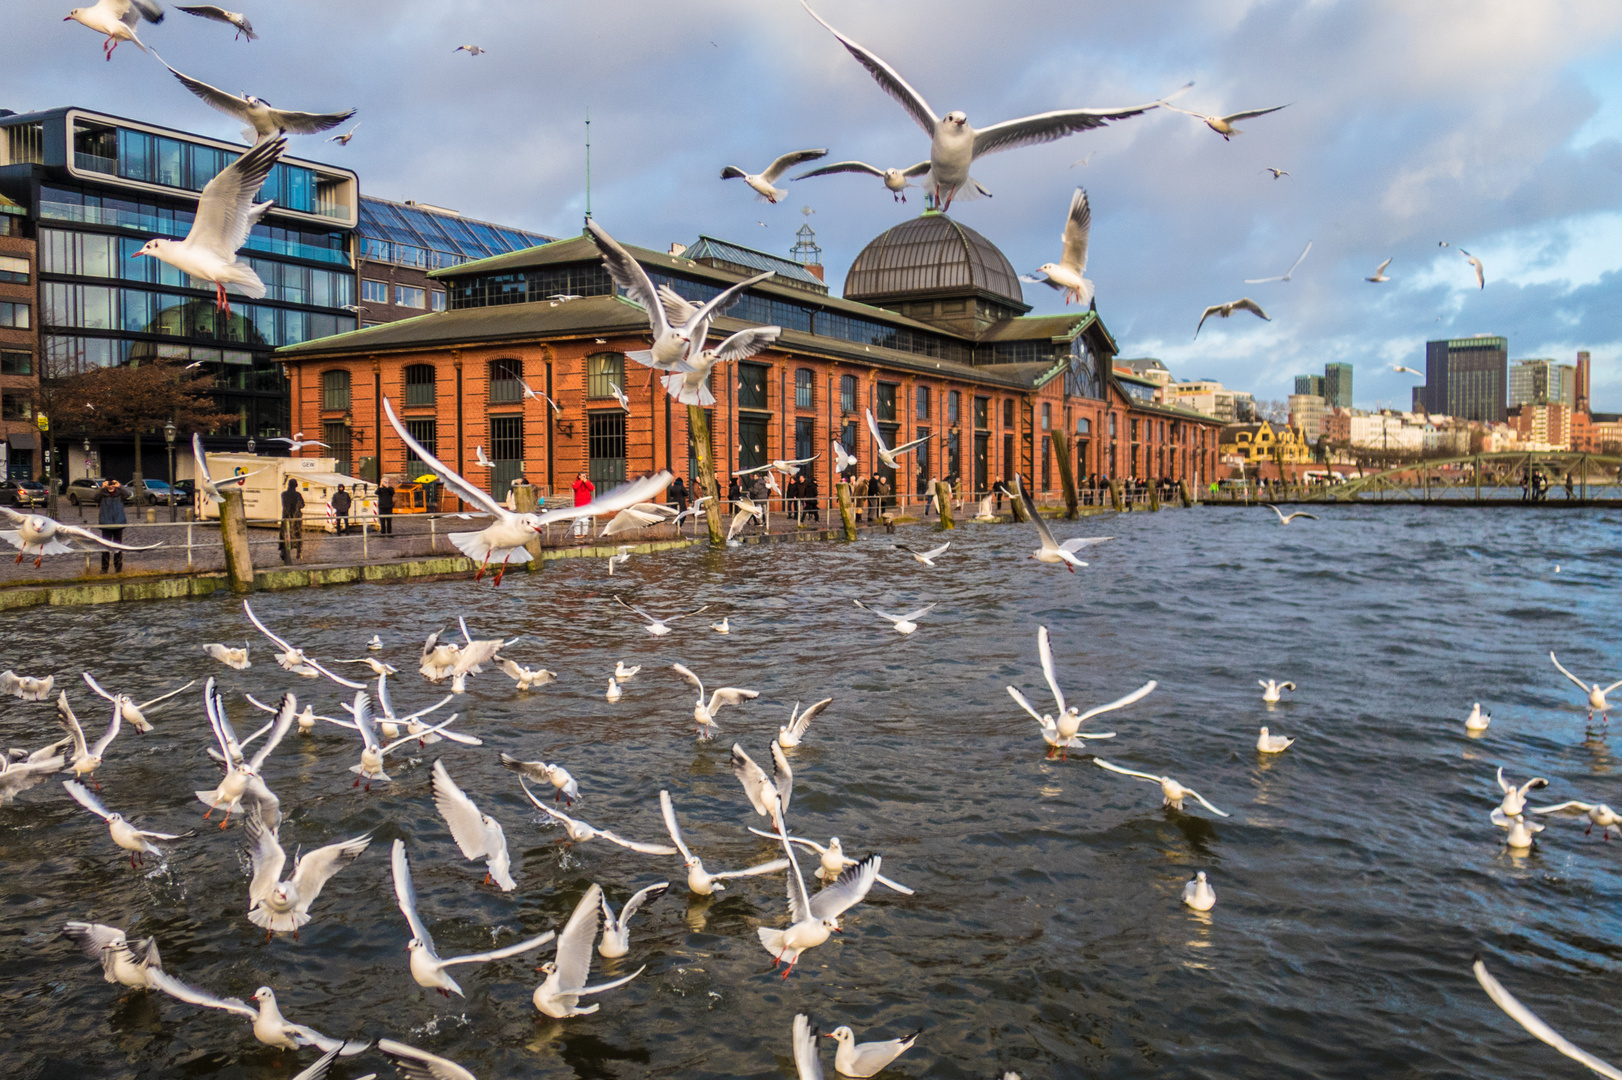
[332,484,353,534]
[670,476,689,514]
[727,476,742,514]
[803,471,820,522]
[280,477,305,562]
[376,478,395,535]
[96,478,127,573]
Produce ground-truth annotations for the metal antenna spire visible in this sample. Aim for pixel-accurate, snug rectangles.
[584,109,592,228]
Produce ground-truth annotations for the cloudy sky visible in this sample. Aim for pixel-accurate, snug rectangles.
[8,0,1622,410]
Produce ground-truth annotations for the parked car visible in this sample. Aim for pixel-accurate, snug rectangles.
[66,477,132,506]
[135,479,179,506]
[171,479,196,504]
[0,479,48,508]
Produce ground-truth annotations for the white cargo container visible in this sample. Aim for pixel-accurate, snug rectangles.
[198,454,376,532]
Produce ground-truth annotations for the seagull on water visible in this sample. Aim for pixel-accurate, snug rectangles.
[1159,99,1289,139]
[778,698,833,749]
[1183,871,1216,911]
[1465,703,1491,733]
[1365,258,1393,283]
[174,5,255,40]
[792,159,931,201]
[63,779,193,867]
[711,617,731,634]
[864,408,931,470]
[759,797,880,978]
[587,219,772,372]
[244,808,371,936]
[746,829,915,895]
[1496,767,1549,817]
[894,541,950,567]
[432,760,515,891]
[1256,727,1294,753]
[386,397,672,584]
[164,63,355,143]
[244,600,366,688]
[500,657,557,690]
[1018,482,1112,571]
[1008,626,1151,757]
[1460,249,1486,290]
[1020,188,1094,305]
[146,973,369,1056]
[2,670,55,700]
[721,149,829,203]
[671,662,757,738]
[606,677,623,702]
[1532,800,1622,840]
[520,782,675,854]
[62,921,164,989]
[391,840,555,997]
[1246,242,1312,284]
[618,596,708,637]
[614,661,641,682]
[66,0,163,60]
[367,635,383,651]
[1094,757,1230,817]
[1473,957,1622,1080]
[801,1,1173,212]
[533,884,646,1018]
[1194,298,1269,338]
[1259,678,1295,703]
[598,882,669,960]
[1549,652,1620,724]
[1,507,162,567]
[659,790,788,895]
[58,692,122,784]
[826,1026,921,1078]
[853,598,936,635]
[1266,504,1318,525]
[732,741,793,819]
[502,754,579,804]
[1492,807,1545,850]
[192,433,262,502]
[341,691,461,789]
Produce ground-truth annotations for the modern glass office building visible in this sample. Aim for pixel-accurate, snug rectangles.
[1508,358,1575,409]
[0,106,358,474]
[1323,362,1353,410]
[1420,336,1507,422]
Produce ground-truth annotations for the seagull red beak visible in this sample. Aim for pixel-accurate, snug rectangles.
[130,250,146,258]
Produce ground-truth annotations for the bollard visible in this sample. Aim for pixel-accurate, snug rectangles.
[836,481,858,541]
[934,479,955,530]
[511,482,543,567]
[429,514,437,553]
[361,520,369,562]
[1147,480,1161,512]
[1179,479,1194,508]
[1007,476,1030,523]
[1053,431,1079,519]
[186,521,194,568]
[218,489,255,594]
[1108,479,1125,512]
[687,405,726,546]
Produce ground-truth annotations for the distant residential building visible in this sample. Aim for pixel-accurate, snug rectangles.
[1417,335,1507,423]
[1350,412,1424,453]
[357,196,553,327]
[1220,420,1311,465]
[1165,380,1234,421]
[1294,374,1323,398]
[1323,407,1352,444]
[1118,357,1173,387]
[1508,358,1575,409]
[1288,393,1327,442]
[1591,415,1622,454]
[1508,401,1571,451]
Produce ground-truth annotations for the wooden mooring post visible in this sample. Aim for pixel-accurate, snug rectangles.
[836,481,858,541]
[933,479,955,529]
[219,489,255,594]
[1008,476,1029,523]
[1108,479,1124,512]
[1053,431,1079,519]
[687,405,725,546]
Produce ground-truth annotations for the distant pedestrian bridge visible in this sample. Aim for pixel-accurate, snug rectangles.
[1298,452,1622,505]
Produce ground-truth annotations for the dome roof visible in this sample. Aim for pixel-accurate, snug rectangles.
[843,213,1025,308]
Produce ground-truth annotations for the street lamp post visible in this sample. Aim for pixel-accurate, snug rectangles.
[164,420,177,522]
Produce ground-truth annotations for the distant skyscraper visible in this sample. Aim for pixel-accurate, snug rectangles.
[1421,336,1507,422]
[1509,358,1575,409]
[1323,362,1353,409]
[1294,374,1324,397]
[1576,351,1591,414]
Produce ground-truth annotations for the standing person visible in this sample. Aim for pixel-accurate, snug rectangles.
[376,476,395,535]
[726,475,741,513]
[96,478,126,574]
[571,471,595,539]
[280,477,305,561]
[852,475,869,522]
[670,475,689,515]
[804,471,820,522]
[787,473,803,522]
[332,483,353,535]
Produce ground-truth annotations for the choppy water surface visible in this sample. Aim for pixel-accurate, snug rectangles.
[3,505,1621,1080]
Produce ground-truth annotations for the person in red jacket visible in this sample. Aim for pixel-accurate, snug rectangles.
[571,471,595,538]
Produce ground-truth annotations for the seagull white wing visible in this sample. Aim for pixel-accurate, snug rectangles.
[350,692,381,752]
[711,858,791,881]
[1232,298,1270,320]
[659,789,695,863]
[165,64,256,127]
[1474,958,1622,1080]
[1180,786,1231,818]
[247,693,297,771]
[552,884,603,992]
[1496,766,1513,796]
[1549,653,1590,692]
[808,854,881,921]
[80,671,118,706]
[63,778,114,821]
[189,138,285,262]
[288,832,372,912]
[888,434,933,455]
[383,398,506,519]
[670,662,705,697]
[536,472,675,527]
[786,698,833,740]
[683,271,775,334]
[1531,801,1597,817]
[1036,625,1067,716]
[793,160,885,180]
[730,743,773,816]
[244,811,287,906]
[800,1,938,134]
[432,760,492,859]
[714,326,782,363]
[1077,680,1157,723]
[1092,757,1165,783]
[242,599,299,655]
[135,680,197,711]
[376,1039,480,1080]
[778,808,815,924]
[52,522,164,552]
[864,408,891,453]
[56,693,89,758]
[896,604,937,623]
[379,715,461,756]
[88,706,122,759]
[595,829,680,856]
[749,828,831,855]
[794,1013,826,1080]
[619,882,669,926]
[146,969,257,1019]
[390,840,436,954]
[585,219,671,339]
[761,149,829,184]
[1020,483,1060,548]
[1061,187,1091,272]
[1006,685,1048,725]
[973,101,1162,159]
[1372,257,1392,276]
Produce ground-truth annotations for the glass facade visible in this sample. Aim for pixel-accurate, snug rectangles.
[1423,337,1507,423]
[358,197,550,273]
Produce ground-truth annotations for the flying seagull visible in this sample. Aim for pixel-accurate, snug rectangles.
[193,433,263,502]
[1365,258,1393,283]
[721,149,829,203]
[1265,504,1318,525]
[1018,481,1112,571]
[326,121,360,146]
[1473,958,1622,1080]
[792,159,931,202]
[1158,100,1290,139]
[1460,249,1486,289]
[1,507,162,567]
[1020,187,1094,305]
[863,408,931,469]
[662,327,782,406]
[163,61,356,143]
[1245,241,1312,284]
[132,138,284,316]
[1263,167,1289,178]
[1094,757,1230,817]
[174,5,255,40]
[1391,364,1424,376]
[453,44,485,55]
[66,0,164,60]
[800,0,1176,212]
[1194,298,1269,338]
[264,432,330,451]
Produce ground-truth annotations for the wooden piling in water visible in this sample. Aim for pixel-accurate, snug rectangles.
[1147,480,1161,512]
[219,490,255,594]
[1053,431,1079,519]
[1108,479,1125,512]
[933,479,955,529]
[836,481,858,541]
[1179,479,1194,508]
[511,481,543,568]
[1008,476,1029,522]
[687,405,725,546]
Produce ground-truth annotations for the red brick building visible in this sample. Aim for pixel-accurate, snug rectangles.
[277,215,1222,508]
